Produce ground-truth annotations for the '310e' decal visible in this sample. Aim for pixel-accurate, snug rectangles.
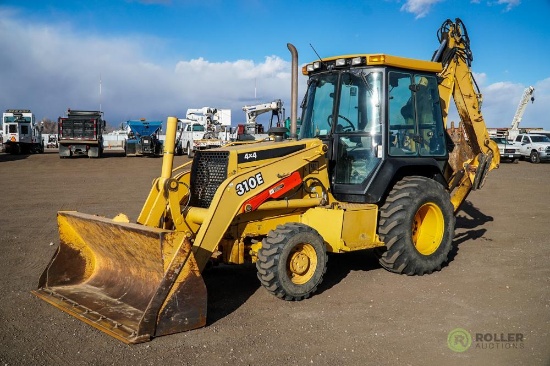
[236,173,264,196]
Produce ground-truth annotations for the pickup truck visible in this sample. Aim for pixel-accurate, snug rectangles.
[490,136,521,163]
[513,133,550,163]
[176,120,223,158]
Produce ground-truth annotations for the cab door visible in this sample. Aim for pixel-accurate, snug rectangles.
[387,72,446,157]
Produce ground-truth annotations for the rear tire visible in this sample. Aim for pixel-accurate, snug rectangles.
[377,176,455,275]
[256,223,327,301]
[530,151,540,164]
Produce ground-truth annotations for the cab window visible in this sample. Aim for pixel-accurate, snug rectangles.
[388,72,445,157]
[333,70,383,184]
[300,74,338,138]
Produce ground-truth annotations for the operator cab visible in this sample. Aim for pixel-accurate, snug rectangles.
[299,55,448,203]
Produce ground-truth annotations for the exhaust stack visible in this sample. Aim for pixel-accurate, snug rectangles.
[287,43,298,140]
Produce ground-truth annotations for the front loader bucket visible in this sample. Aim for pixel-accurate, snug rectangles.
[32,211,207,344]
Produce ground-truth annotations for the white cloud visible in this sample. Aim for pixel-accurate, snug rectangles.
[494,0,521,11]
[400,0,444,19]
[479,81,541,129]
[473,72,488,87]
[0,11,295,126]
[471,0,521,11]
[403,0,521,19]
[437,72,548,130]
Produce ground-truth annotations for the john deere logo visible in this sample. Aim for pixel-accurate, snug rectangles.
[448,328,472,352]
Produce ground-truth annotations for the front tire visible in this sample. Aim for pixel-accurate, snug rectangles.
[530,151,540,164]
[377,176,455,275]
[256,223,327,301]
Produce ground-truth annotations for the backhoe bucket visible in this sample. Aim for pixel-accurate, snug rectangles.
[32,211,207,344]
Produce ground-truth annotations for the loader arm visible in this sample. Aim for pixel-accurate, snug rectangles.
[178,141,327,271]
[136,121,328,274]
[434,18,500,211]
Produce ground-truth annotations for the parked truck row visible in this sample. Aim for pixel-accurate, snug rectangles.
[2,99,292,158]
[3,107,549,167]
[488,130,550,164]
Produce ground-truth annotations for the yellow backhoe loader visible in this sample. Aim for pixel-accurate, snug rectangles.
[33,18,499,344]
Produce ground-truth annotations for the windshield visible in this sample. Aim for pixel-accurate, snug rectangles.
[300,69,382,138]
[4,116,31,123]
[192,125,205,132]
[491,137,508,144]
[530,135,550,143]
[300,69,383,185]
[299,74,337,138]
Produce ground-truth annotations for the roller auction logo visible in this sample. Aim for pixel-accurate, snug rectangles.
[447,328,525,352]
[447,328,472,352]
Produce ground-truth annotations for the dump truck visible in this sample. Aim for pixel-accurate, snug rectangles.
[2,109,44,154]
[33,18,499,344]
[124,119,163,157]
[58,109,105,158]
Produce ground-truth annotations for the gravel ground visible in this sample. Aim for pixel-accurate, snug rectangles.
[0,150,548,366]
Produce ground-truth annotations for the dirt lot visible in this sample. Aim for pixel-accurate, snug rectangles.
[0,150,548,366]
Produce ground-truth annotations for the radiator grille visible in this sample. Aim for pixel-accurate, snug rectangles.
[190,150,230,208]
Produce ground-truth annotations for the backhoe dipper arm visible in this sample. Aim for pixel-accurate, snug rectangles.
[433,18,500,211]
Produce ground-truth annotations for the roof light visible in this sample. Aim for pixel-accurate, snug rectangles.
[335,58,346,67]
[351,57,364,66]
[368,54,385,63]
[306,64,315,72]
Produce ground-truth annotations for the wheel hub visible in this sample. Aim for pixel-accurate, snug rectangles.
[287,243,317,284]
[412,202,444,256]
[290,252,310,275]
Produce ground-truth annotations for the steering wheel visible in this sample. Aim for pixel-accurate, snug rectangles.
[327,114,355,132]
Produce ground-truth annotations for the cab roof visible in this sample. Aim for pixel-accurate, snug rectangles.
[303,54,443,75]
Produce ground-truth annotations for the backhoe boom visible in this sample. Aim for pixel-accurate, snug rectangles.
[434,18,500,210]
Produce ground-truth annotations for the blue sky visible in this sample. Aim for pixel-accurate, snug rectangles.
[1,0,549,130]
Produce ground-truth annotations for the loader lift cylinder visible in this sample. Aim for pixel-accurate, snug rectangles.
[161,116,177,179]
